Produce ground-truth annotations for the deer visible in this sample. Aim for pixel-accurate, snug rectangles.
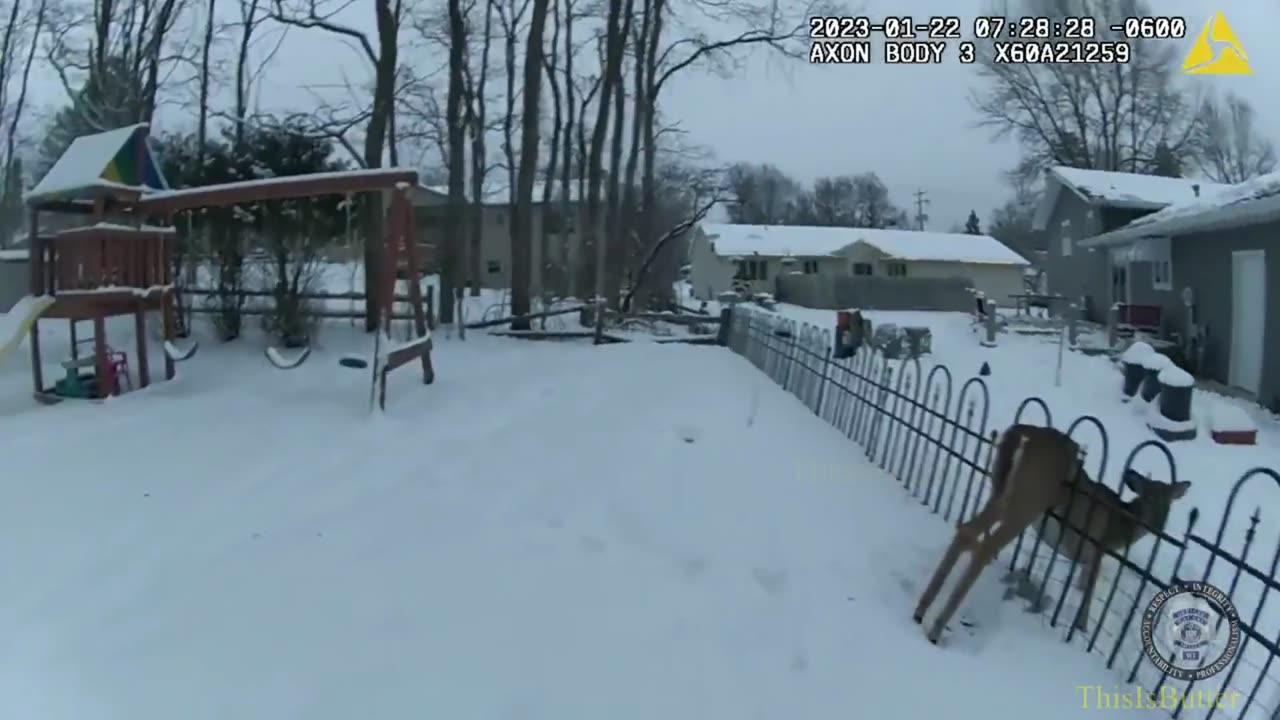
[912,423,1191,645]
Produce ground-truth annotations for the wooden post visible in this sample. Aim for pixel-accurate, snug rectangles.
[135,301,151,388]
[397,189,434,385]
[161,289,176,380]
[28,208,41,295]
[93,315,109,397]
[29,318,43,395]
[69,320,78,359]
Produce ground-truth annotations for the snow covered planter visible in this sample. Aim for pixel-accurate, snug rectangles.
[1139,351,1172,403]
[1209,404,1258,445]
[872,323,907,360]
[1147,364,1196,442]
[903,327,932,357]
[1120,341,1154,402]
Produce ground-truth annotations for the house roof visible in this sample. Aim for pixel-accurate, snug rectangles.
[701,223,1029,266]
[1031,166,1227,231]
[1081,170,1280,248]
[26,124,169,203]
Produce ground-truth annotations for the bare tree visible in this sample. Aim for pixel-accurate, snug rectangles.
[537,0,561,298]
[40,0,191,168]
[509,0,551,328]
[1193,92,1277,184]
[196,0,216,163]
[440,0,467,324]
[971,0,1200,184]
[463,0,496,296]
[0,0,44,245]
[269,0,404,330]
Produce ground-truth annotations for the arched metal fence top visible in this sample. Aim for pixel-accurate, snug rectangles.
[1013,396,1053,427]
[1209,467,1280,550]
[1066,414,1109,485]
[955,376,991,430]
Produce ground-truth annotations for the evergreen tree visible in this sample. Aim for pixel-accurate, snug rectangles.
[1152,142,1182,177]
[964,210,982,235]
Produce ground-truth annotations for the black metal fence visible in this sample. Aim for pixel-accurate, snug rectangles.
[726,308,1280,720]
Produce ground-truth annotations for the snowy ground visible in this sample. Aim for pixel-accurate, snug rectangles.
[740,299,1280,718]
[0,309,1173,718]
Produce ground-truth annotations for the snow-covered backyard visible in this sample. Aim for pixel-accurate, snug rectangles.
[0,303,1176,719]
[732,298,1280,719]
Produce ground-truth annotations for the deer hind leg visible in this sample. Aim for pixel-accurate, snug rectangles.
[914,498,1004,626]
[925,518,1026,644]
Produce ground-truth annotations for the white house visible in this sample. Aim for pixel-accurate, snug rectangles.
[687,223,1031,304]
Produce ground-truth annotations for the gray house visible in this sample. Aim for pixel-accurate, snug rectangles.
[1080,173,1280,405]
[1033,166,1227,322]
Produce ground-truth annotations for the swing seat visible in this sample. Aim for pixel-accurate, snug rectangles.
[338,354,369,369]
[164,340,199,362]
[265,346,311,370]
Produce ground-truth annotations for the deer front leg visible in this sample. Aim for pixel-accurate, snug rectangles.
[1072,547,1103,632]
[914,529,971,625]
[915,503,1001,625]
[925,519,1024,644]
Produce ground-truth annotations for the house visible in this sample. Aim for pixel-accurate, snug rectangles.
[412,181,580,290]
[0,246,25,312]
[1079,171,1280,405]
[1032,166,1228,321]
[687,223,1029,303]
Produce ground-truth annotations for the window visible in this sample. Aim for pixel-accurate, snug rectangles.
[739,259,768,280]
[885,262,908,277]
[487,260,502,274]
[1061,234,1073,257]
[1151,259,1173,290]
[802,260,819,274]
[852,262,873,276]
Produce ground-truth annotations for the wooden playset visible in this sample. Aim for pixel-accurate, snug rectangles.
[6,123,433,409]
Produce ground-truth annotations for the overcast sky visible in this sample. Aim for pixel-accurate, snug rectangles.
[40,0,1275,232]
[660,0,1280,230]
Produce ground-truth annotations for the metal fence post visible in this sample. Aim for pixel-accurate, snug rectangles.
[1067,302,1079,348]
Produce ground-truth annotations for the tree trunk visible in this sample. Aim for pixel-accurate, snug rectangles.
[510,0,551,328]
[588,0,626,306]
[468,0,494,297]
[558,0,576,298]
[197,0,216,165]
[362,0,398,331]
[539,0,562,298]
[443,0,469,326]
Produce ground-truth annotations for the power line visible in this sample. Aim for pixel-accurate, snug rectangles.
[913,189,930,231]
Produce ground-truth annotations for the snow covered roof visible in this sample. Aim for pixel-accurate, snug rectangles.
[1082,170,1280,247]
[26,124,169,203]
[1031,166,1227,231]
[701,224,1029,265]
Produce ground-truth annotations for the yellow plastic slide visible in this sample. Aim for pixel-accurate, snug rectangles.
[0,295,55,365]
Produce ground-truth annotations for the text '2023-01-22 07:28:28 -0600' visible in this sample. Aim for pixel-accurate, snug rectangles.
[807,15,1181,64]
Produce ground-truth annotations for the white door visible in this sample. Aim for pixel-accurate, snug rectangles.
[1230,250,1267,395]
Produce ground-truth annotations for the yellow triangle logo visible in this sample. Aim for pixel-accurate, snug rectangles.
[1183,12,1251,74]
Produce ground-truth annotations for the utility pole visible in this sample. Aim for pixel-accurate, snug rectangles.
[913,189,930,230]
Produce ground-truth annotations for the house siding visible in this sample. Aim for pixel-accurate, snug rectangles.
[904,261,1025,305]
[1044,197,1175,322]
[1043,192,1110,320]
[416,203,577,291]
[1170,221,1280,405]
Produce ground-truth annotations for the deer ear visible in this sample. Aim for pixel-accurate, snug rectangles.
[1123,469,1145,492]
[1171,480,1191,499]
